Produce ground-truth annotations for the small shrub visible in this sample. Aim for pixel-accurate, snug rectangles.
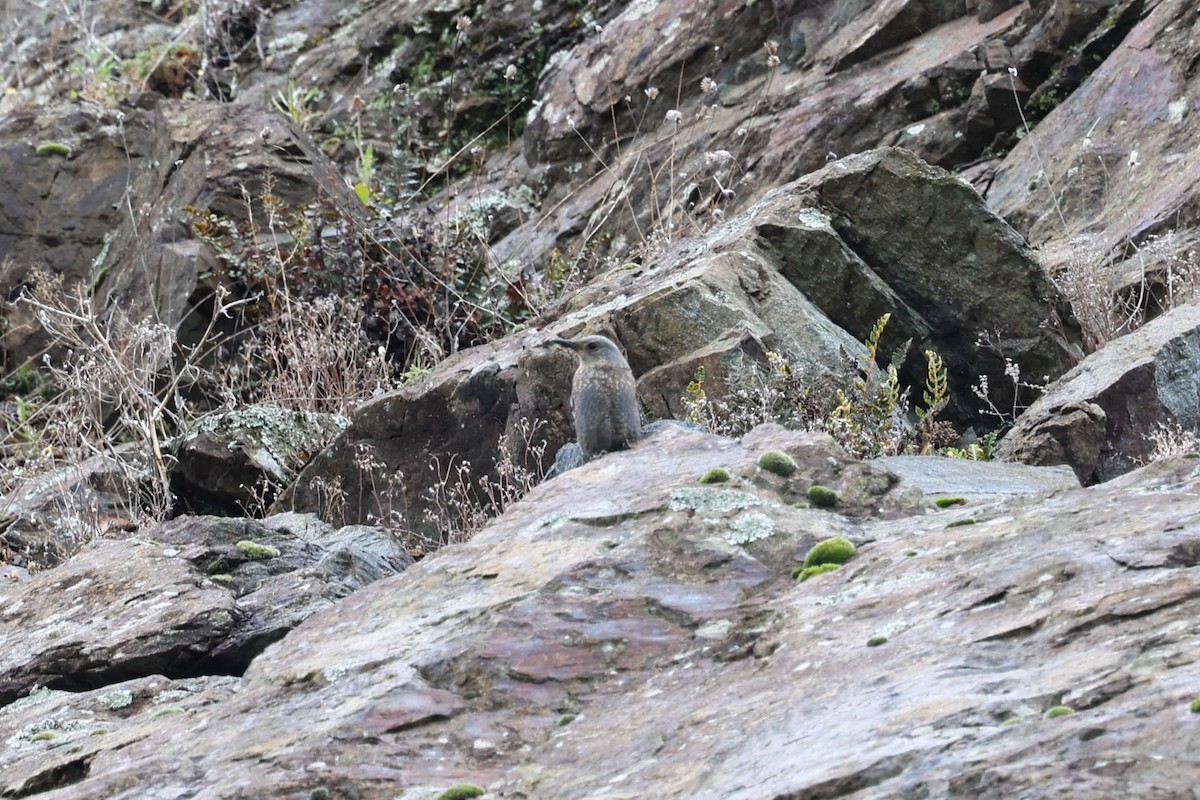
[681,316,957,459]
[802,536,855,568]
[866,635,888,647]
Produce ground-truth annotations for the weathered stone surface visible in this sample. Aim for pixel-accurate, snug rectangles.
[724,147,1083,425]
[996,303,1200,482]
[0,446,145,569]
[4,424,1199,798]
[988,0,1200,276]
[876,452,1080,504]
[0,513,409,704]
[0,538,236,705]
[172,404,350,515]
[0,97,357,369]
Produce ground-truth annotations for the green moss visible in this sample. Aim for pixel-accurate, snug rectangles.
[36,142,72,157]
[435,786,485,800]
[210,574,234,584]
[236,540,280,559]
[31,730,59,741]
[699,467,732,484]
[803,536,856,568]
[556,713,576,726]
[1043,705,1073,719]
[934,496,967,508]
[946,517,976,528]
[794,563,840,581]
[1190,698,1200,713]
[807,485,838,508]
[866,635,888,647]
[1001,716,1021,726]
[905,550,918,557]
[757,450,797,477]
[309,789,331,800]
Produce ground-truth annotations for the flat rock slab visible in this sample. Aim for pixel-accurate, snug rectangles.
[0,539,236,705]
[876,454,1080,504]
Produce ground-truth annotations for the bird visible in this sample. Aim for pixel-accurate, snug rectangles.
[547,335,642,461]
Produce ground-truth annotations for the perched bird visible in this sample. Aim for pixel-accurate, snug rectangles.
[548,335,642,461]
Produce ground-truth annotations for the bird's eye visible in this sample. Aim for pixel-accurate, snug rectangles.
[587,342,598,350]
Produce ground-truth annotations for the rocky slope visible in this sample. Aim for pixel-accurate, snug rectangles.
[3,0,1200,798]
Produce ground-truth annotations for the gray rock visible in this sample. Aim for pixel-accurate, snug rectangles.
[996,303,1200,482]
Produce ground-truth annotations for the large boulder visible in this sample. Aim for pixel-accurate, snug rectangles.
[0,513,410,703]
[996,302,1200,482]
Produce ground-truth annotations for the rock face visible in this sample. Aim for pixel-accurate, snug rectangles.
[996,303,1200,482]
[0,513,410,705]
[987,0,1200,275]
[3,423,1198,799]
[5,1,1200,796]
[278,147,1081,535]
[0,97,358,369]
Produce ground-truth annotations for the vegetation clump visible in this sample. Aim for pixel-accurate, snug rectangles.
[682,315,957,459]
[807,485,838,508]
[236,540,280,560]
[934,496,967,508]
[699,467,731,484]
[435,786,485,800]
[803,536,856,568]
[757,450,796,477]
[866,635,888,647]
[1043,705,1074,719]
[794,563,840,582]
[35,142,72,157]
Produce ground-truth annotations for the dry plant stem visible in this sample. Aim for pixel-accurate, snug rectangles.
[1008,68,1068,231]
[21,282,254,516]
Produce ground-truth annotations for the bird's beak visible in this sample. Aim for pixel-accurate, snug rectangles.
[546,338,579,350]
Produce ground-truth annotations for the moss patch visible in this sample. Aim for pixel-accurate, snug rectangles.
[435,786,485,800]
[236,540,280,559]
[866,635,888,647]
[757,449,797,477]
[699,467,731,484]
[1043,705,1074,719]
[35,142,72,157]
[807,484,838,508]
[934,496,967,508]
[803,536,856,568]
[794,563,840,581]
